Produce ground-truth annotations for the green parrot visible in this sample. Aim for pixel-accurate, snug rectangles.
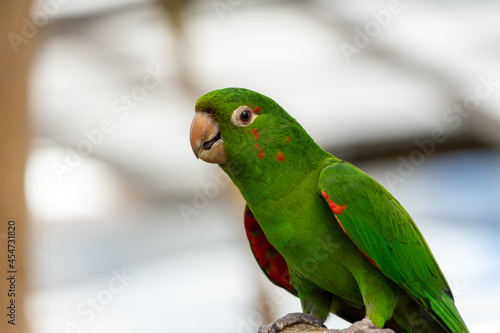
[189,88,469,333]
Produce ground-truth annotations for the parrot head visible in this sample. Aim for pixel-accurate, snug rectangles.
[190,87,297,166]
[189,87,324,199]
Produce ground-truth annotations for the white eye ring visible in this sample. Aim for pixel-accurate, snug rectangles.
[231,106,258,127]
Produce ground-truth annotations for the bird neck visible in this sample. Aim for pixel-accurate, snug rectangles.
[221,127,336,203]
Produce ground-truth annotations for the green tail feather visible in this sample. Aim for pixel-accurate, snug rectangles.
[430,293,469,333]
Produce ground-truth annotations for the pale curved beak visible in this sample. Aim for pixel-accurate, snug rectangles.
[190,112,226,164]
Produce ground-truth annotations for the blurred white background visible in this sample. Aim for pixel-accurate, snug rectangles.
[17,0,500,332]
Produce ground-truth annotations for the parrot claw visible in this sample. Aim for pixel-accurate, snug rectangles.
[258,312,326,333]
[338,317,395,333]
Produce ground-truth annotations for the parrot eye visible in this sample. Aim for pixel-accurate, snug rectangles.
[231,106,257,127]
[240,110,250,122]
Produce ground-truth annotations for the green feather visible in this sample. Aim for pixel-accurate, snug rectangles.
[318,162,468,332]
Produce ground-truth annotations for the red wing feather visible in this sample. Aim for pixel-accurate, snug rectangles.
[321,191,379,269]
[244,206,297,296]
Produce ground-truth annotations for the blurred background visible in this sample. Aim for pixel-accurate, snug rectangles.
[1,0,499,332]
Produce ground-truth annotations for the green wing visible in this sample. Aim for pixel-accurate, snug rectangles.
[318,161,468,333]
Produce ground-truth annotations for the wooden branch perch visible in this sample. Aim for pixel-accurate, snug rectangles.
[281,324,341,333]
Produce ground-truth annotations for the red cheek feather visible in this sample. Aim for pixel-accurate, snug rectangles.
[252,128,259,140]
[276,151,286,162]
[255,145,265,159]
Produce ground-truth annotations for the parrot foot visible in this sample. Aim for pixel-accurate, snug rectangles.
[338,317,395,333]
[257,312,326,333]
